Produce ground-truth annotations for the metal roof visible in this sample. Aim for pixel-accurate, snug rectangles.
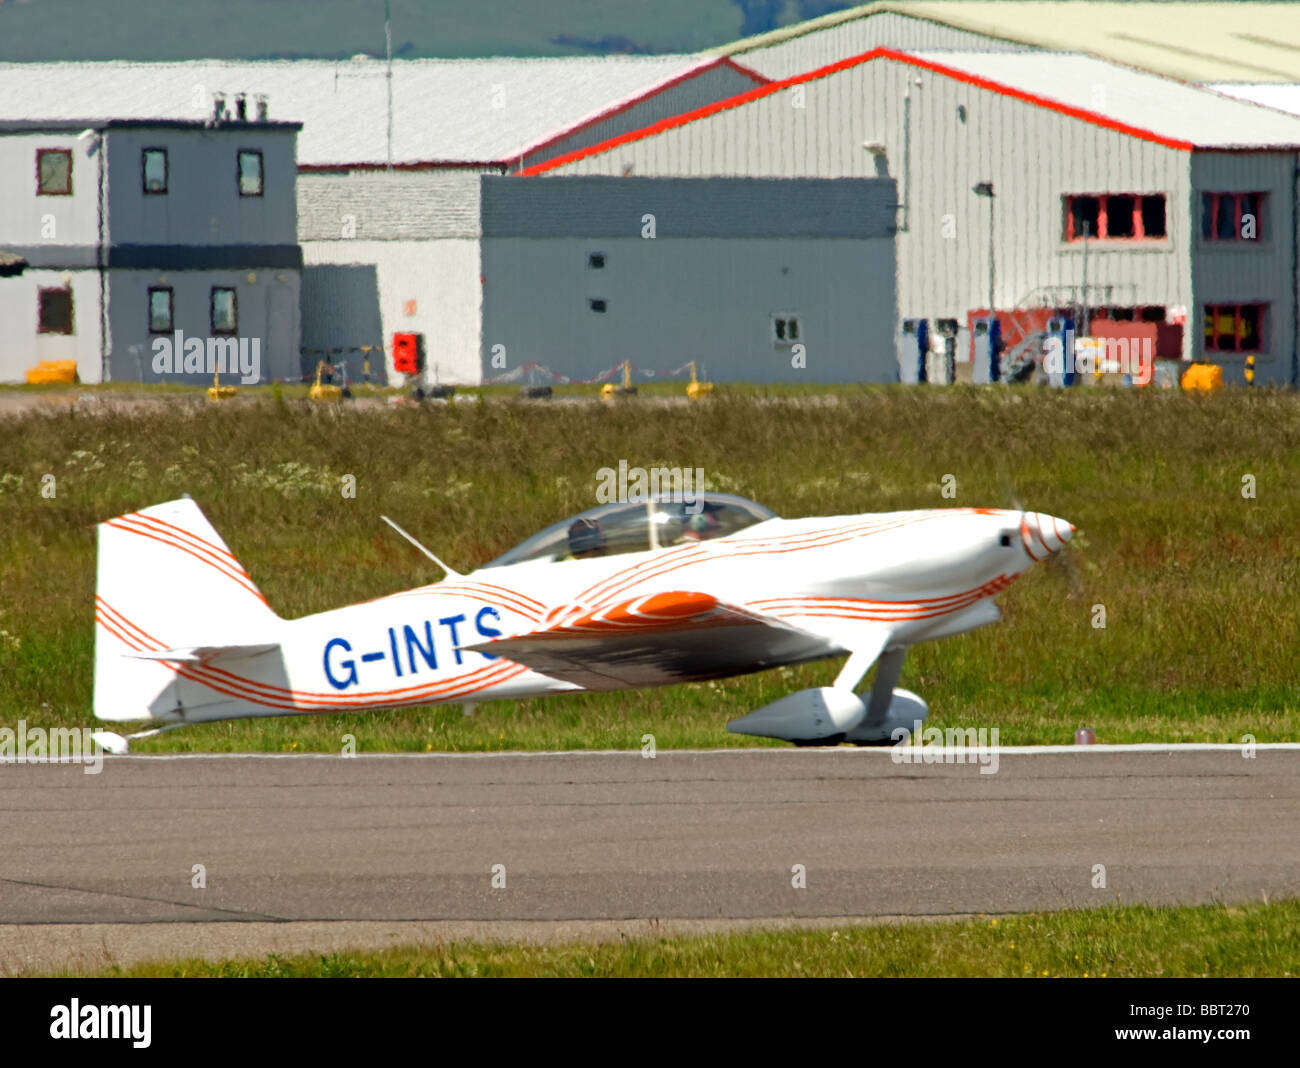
[0,118,300,132]
[1209,84,1300,118]
[713,2,1300,85]
[0,56,713,167]
[523,46,1300,176]
[909,50,1300,148]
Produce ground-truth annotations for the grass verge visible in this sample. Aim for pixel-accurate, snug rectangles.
[68,900,1300,977]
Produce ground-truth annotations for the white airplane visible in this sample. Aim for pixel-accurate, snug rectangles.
[91,494,1074,753]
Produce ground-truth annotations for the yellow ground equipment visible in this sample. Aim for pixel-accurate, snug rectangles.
[206,367,237,402]
[25,360,77,385]
[686,361,714,400]
[1180,361,1224,392]
[600,361,637,400]
[309,360,343,402]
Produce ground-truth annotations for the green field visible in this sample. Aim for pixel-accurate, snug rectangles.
[67,900,1300,977]
[2,383,1298,752]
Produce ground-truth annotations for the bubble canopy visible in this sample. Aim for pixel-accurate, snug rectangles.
[481,493,777,569]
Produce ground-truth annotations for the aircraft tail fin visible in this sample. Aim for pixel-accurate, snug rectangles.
[93,498,280,723]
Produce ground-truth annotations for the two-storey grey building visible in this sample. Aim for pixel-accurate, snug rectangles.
[0,116,301,384]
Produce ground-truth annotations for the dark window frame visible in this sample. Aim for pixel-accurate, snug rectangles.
[237,149,264,197]
[773,315,801,344]
[148,287,174,333]
[210,287,238,335]
[1064,193,1167,241]
[37,286,74,334]
[1204,302,1266,354]
[1201,192,1265,242]
[142,147,169,195]
[588,298,607,313]
[36,148,73,196]
[587,252,606,269]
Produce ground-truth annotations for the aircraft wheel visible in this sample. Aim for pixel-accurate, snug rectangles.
[792,734,846,747]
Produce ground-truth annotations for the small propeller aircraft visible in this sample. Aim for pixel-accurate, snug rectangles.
[91,494,1074,753]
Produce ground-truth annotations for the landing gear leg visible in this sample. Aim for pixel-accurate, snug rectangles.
[851,647,908,747]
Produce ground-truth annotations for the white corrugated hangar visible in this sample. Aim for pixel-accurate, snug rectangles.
[528,44,1300,386]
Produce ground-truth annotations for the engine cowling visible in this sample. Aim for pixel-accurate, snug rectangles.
[726,687,867,744]
[844,688,929,745]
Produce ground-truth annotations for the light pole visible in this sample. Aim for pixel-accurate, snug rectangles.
[972,181,995,318]
[972,181,996,380]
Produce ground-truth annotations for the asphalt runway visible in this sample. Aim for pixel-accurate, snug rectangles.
[2,748,1298,972]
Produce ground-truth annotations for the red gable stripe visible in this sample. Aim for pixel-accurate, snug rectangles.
[519,46,1193,176]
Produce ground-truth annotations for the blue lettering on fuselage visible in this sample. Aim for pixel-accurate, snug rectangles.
[324,637,358,690]
[475,606,502,659]
[322,607,506,690]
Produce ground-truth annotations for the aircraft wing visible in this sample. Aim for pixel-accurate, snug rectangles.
[461,590,839,690]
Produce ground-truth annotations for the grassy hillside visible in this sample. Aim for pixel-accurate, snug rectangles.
[0,0,856,62]
[1,384,1298,751]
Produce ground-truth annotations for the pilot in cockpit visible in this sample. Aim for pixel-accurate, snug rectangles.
[677,509,721,544]
[563,517,607,559]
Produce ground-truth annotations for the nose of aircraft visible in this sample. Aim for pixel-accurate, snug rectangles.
[1020,511,1075,559]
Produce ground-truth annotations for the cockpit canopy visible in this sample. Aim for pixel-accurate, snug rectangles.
[482,493,777,568]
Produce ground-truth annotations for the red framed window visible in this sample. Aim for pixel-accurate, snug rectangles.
[1064,194,1166,241]
[1201,193,1263,241]
[1203,303,1264,353]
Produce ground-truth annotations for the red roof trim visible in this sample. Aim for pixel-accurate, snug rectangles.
[716,55,770,86]
[518,46,1194,177]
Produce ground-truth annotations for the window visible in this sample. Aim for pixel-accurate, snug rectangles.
[38,287,74,334]
[142,148,168,194]
[210,287,238,334]
[1064,193,1166,240]
[773,315,800,343]
[1204,303,1264,353]
[1201,192,1263,241]
[587,252,606,269]
[148,287,174,333]
[1141,195,1167,238]
[36,148,72,195]
[1106,195,1136,238]
[237,150,263,196]
[588,298,607,313]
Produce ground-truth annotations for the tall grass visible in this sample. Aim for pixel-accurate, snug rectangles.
[2,385,1298,749]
